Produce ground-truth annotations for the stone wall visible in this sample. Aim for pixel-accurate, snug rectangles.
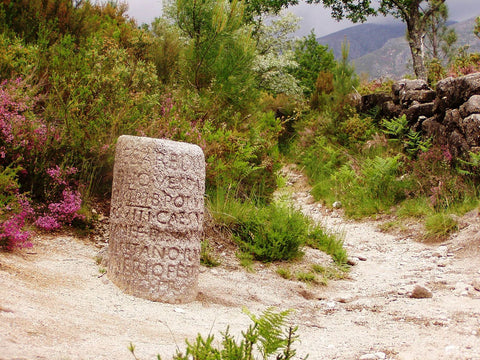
[360,72,480,156]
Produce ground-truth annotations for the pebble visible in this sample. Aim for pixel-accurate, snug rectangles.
[357,255,368,261]
[359,352,386,360]
[332,201,342,209]
[472,279,480,291]
[410,285,433,299]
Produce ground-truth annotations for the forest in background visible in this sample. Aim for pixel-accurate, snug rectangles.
[1,0,480,271]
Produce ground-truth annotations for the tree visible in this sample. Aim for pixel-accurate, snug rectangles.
[307,0,447,80]
[253,12,302,96]
[166,0,258,109]
[291,30,335,97]
[424,0,457,61]
[239,0,298,20]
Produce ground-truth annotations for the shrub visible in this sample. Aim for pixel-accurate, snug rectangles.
[34,165,84,231]
[234,205,308,262]
[0,166,34,250]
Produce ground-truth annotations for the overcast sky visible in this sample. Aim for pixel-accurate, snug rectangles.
[126,0,480,37]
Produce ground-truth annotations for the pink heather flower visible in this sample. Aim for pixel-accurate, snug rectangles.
[35,215,61,230]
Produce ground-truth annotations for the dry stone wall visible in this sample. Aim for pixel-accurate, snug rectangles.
[107,135,205,303]
[360,72,480,157]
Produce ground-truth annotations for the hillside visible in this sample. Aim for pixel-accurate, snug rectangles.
[317,16,480,79]
[316,23,406,60]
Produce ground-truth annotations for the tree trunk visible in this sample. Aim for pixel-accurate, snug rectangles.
[406,16,427,81]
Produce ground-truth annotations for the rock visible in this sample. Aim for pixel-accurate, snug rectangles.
[410,285,433,299]
[401,89,436,105]
[422,117,447,144]
[332,201,342,209]
[359,352,386,360]
[472,279,480,292]
[403,102,434,123]
[459,95,480,117]
[460,114,480,146]
[107,135,206,304]
[435,72,480,112]
[359,354,377,360]
[448,130,470,157]
[357,255,368,261]
[360,93,393,113]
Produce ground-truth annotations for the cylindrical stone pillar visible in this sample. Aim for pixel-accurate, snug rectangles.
[107,135,205,303]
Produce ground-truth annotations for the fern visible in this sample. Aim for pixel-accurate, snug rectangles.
[167,308,306,360]
[381,114,409,138]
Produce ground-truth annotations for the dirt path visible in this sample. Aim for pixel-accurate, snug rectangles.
[1,165,480,360]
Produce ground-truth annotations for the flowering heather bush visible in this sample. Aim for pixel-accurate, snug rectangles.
[0,167,34,250]
[0,194,34,250]
[35,166,84,231]
[1,79,84,237]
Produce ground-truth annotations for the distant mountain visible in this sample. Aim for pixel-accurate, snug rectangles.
[317,23,406,60]
[316,16,480,80]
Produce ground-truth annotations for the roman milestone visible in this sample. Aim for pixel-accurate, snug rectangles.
[107,135,205,303]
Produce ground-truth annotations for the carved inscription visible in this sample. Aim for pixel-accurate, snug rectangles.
[107,136,205,303]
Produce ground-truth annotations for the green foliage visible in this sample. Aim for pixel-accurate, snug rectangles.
[306,227,347,265]
[291,31,335,97]
[168,0,258,109]
[201,239,221,267]
[381,115,431,157]
[276,266,293,280]
[234,205,308,262]
[253,12,302,96]
[169,308,306,360]
[295,271,317,284]
[424,213,458,242]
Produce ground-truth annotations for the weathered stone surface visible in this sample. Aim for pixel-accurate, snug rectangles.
[393,79,429,95]
[360,93,392,113]
[107,135,205,303]
[448,130,470,156]
[460,114,480,146]
[404,102,435,123]
[410,285,433,299]
[401,89,436,104]
[435,73,480,112]
[459,95,480,118]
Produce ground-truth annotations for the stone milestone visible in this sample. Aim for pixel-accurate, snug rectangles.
[107,135,205,303]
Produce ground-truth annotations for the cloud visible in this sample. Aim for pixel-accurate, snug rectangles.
[124,0,480,35]
[125,0,163,25]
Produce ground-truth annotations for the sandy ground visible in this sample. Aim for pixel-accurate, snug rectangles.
[1,165,480,360]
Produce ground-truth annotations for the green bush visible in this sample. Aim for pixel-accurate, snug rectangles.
[234,205,308,262]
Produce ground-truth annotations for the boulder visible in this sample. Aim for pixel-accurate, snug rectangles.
[435,73,480,112]
[401,89,436,105]
[460,114,480,146]
[404,102,435,123]
[422,117,447,144]
[459,95,480,118]
[360,92,393,114]
[443,109,462,131]
[392,79,430,104]
[448,130,470,157]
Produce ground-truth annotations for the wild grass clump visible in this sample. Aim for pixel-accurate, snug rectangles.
[423,213,458,242]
